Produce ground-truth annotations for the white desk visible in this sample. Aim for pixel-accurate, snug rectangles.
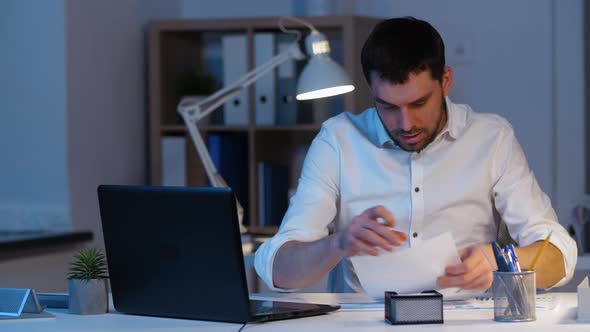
[2,292,587,331]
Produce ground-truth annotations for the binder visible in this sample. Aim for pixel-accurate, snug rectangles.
[258,162,289,227]
[254,33,276,125]
[222,34,249,125]
[202,35,224,125]
[276,34,297,125]
[161,136,187,186]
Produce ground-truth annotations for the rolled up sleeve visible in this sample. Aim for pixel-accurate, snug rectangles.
[254,125,341,291]
[492,125,577,287]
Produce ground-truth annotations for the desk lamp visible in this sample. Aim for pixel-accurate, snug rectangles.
[177,16,355,233]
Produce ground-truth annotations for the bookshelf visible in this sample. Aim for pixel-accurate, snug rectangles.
[149,16,381,233]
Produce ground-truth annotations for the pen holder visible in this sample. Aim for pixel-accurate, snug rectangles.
[492,270,536,322]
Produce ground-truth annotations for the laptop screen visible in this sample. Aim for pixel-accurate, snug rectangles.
[98,185,252,322]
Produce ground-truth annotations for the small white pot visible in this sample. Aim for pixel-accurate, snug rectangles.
[68,279,108,314]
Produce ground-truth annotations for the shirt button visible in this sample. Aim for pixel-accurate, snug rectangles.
[414,187,420,193]
[413,232,418,238]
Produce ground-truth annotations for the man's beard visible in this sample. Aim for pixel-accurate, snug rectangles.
[390,97,447,153]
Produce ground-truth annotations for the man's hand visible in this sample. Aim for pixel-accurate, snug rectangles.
[336,205,407,256]
[437,244,494,291]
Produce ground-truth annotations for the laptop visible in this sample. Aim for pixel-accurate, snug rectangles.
[97,185,339,323]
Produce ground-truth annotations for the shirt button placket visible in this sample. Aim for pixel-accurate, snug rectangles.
[410,153,424,247]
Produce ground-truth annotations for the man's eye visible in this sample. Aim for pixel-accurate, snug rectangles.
[380,105,399,111]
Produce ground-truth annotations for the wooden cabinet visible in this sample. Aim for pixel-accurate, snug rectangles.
[149,16,381,233]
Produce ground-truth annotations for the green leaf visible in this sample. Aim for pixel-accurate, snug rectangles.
[68,248,109,280]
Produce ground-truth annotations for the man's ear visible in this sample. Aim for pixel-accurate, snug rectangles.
[442,66,453,96]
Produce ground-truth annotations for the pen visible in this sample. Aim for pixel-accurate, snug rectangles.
[492,242,509,272]
[502,248,516,272]
[530,231,553,271]
[507,244,521,272]
[505,245,529,316]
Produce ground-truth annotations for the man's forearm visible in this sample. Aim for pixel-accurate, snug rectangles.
[515,242,565,288]
[272,234,347,289]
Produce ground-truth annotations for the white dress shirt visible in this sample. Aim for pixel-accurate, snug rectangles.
[254,97,577,292]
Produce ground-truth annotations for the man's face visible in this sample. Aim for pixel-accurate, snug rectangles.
[371,67,453,152]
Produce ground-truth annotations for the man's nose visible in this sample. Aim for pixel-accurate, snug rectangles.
[399,108,414,132]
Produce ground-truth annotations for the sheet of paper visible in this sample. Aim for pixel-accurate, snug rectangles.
[444,294,558,310]
[438,287,488,301]
[349,232,461,299]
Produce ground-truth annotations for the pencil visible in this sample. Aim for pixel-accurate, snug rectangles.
[529,231,553,270]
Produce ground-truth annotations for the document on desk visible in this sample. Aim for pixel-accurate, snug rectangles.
[350,232,461,300]
[444,294,559,310]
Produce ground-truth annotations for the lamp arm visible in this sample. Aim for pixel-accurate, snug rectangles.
[183,120,222,186]
[183,112,247,232]
[176,41,304,234]
[177,41,304,188]
[178,43,305,123]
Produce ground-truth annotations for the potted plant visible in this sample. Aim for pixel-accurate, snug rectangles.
[67,248,109,314]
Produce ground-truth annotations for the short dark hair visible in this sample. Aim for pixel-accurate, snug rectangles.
[361,17,446,85]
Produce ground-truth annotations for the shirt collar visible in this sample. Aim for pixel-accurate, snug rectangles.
[445,96,468,140]
[374,110,393,147]
[374,96,466,149]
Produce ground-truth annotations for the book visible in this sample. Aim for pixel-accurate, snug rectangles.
[207,133,250,225]
[259,163,289,227]
[161,137,186,186]
[257,162,266,226]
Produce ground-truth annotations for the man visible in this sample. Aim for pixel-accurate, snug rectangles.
[254,17,576,293]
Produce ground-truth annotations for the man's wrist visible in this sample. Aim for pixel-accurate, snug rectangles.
[329,232,349,258]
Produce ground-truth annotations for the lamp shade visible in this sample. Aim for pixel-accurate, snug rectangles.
[295,31,354,100]
[296,55,355,100]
